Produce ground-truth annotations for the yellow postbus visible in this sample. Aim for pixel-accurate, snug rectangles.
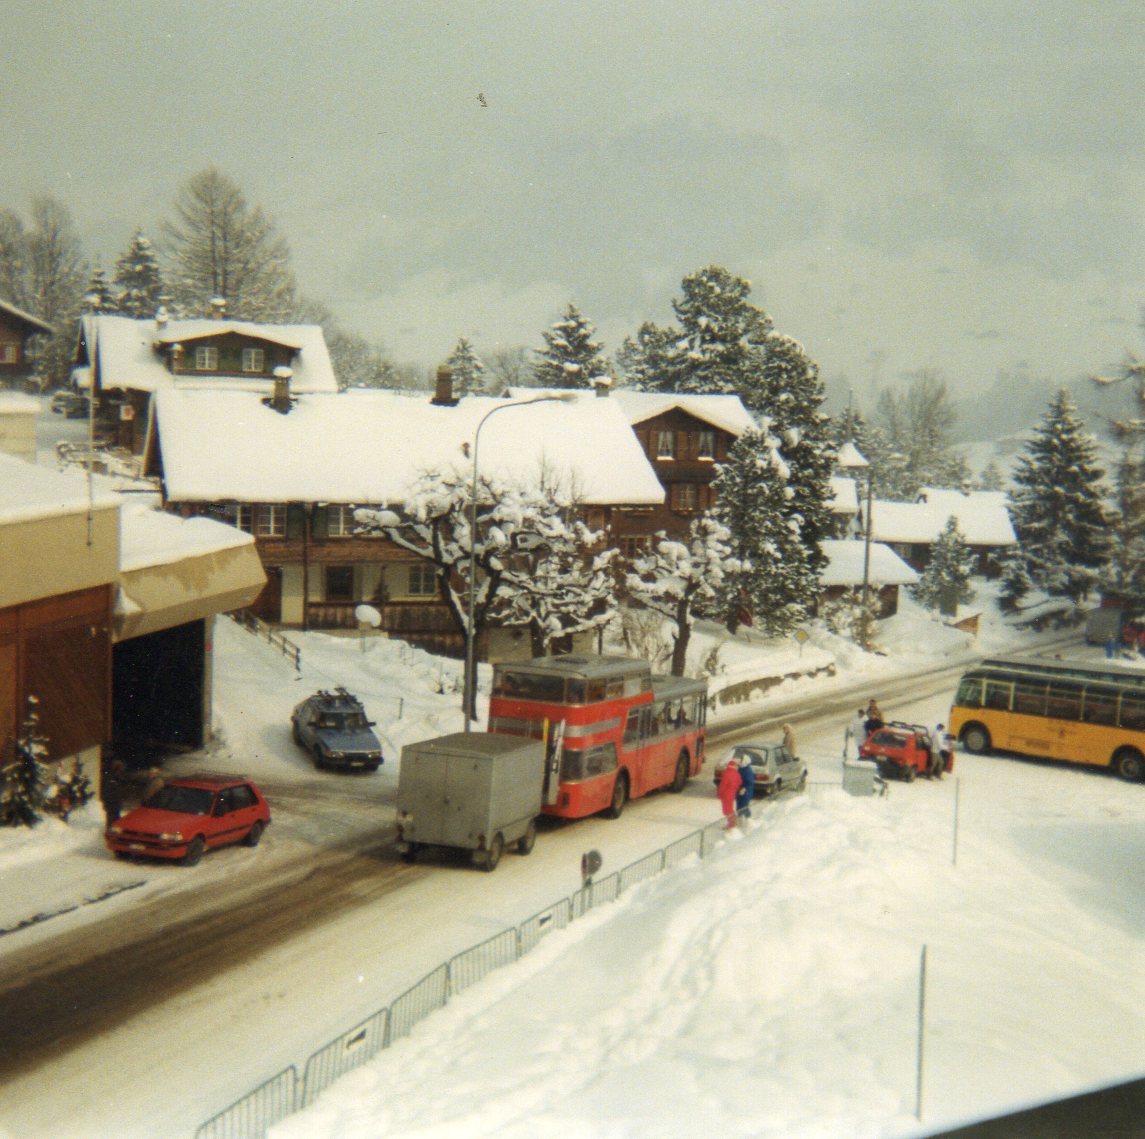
[948,655,1145,781]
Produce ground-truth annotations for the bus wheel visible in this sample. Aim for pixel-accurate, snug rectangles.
[670,753,689,793]
[961,724,991,755]
[1113,748,1145,782]
[606,772,629,819]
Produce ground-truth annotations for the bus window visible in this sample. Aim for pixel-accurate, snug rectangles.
[1012,680,1046,717]
[1046,682,1082,722]
[955,677,983,707]
[606,676,626,699]
[1082,685,1119,726]
[623,707,646,746]
[495,671,567,702]
[1120,692,1145,730]
[561,742,618,781]
[984,680,1012,710]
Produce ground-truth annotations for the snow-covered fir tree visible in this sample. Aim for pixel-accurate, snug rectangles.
[1,698,50,828]
[1104,450,1145,611]
[112,230,164,318]
[1001,388,1113,608]
[911,515,976,616]
[83,267,118,313]
[710,429,818,635]
[446,337,487,396]
[532,303,610,389]
[625,515,738,675]
[975,460,1006,492]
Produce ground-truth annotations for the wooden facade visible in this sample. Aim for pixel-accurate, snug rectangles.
[0,299,53,390]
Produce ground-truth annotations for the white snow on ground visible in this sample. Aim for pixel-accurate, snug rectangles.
[2,586,1145,1138]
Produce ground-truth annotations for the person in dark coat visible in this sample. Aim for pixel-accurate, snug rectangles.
[718,758,742,829]
[101,759,127,828]
[735,756,755,818]
[865,700,884,737]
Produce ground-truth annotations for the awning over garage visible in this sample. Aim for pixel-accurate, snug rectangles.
[114,505,265,642]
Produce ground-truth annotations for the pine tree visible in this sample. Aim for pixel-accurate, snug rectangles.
[1104,450,1145,610]
[911,516,976,616]
[83,267,118,313]
[532,303,610,389]
[1,698,50,827]
[113,230,164,318]
[626,515,739,675]
[710,429,818,635]
[162,167,298,321]
[446,336,487,396]
[975,460,1006,492]
[1002,388,1113,606]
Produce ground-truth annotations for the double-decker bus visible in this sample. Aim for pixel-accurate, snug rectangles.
[488,654,708,819]
[948,655,1145,781]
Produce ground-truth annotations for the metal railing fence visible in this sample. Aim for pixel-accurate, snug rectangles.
[195,786,839,1139]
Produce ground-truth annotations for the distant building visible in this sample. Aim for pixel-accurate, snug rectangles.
[0,298,53,391]
[815,538,920,618]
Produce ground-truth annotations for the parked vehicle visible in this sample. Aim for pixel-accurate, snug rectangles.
[104,775,270,865]
[1084,606,1126,646]
[712,741,807,798]
[859,721,935,781]
[395,733,545,870]
[50,390,90,418]
[291,688,383,771]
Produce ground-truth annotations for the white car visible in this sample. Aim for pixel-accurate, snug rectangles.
[713,742,807,798]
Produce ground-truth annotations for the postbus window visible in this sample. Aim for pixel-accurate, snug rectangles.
[1082,686,1119,726]
[561,742,617,781]
[1012,680,1046,717]
[1120,693,1145,730]
[955,677,983,708]
[984,680,1012,710]
[1046,682,1082,722]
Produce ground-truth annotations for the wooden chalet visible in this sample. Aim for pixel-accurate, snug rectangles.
[0,298,53,391]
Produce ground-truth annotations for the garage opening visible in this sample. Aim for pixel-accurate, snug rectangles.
[112,619,205,758]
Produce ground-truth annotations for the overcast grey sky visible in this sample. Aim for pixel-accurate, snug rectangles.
[3,1,1144,404]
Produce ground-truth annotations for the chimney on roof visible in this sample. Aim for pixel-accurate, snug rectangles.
[155,306,168,330]
[210,297,226,320]
[592,375,613,398]
[272,366,293,413]
[431,365,458,407]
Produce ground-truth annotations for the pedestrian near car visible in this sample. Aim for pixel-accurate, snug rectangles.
[718,757,742,829]
[101,758,126,828]
[144,766,166,802]
[782,723,796,756]
[736,757,755,818]
[932,723,953,777]
[865,699,884,737]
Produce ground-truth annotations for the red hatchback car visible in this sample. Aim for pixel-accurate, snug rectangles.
[859,722,938,782]
[105,775,270,865]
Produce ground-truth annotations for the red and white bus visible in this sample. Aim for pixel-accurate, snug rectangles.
[488,654,708,820]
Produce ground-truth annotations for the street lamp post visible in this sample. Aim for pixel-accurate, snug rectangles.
[463,393,573,731]
[837,441,873,648]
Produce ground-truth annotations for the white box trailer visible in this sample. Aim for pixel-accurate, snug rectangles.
[395,732,545,871]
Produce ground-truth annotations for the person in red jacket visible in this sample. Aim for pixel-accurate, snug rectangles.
[718,757,742,829]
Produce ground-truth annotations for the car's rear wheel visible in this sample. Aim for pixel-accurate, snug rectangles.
[605,772,629,819]
[517,819,537,855]
[182,835,206,866]
[483,833,504,872]
[244,820,264,847]
[796,771,807,792]
[903,764,917,783]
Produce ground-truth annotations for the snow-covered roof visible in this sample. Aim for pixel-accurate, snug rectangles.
[0,392,40,416]
[835,440,868,470]
[154,389,667,507]
[870,490,1016,547]
[0,452,120,525]
[119,501,257,573]
[605,389,759,437]
[819,539,919,587]
[0,297,53,335]
[829,475,859,516]
[79,314,338,395]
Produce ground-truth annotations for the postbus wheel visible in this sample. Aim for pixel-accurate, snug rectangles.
[670,752,689,793]
[1113,748,1145,782]
[605,772,629,819]
[961,724,991,755]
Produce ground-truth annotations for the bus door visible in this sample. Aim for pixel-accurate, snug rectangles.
[1043,682,1083,760]
[543,719,565,806]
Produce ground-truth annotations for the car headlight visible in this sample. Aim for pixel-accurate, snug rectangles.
[158,831,184,842]
[328,751,344,760]
[107,825,122,836]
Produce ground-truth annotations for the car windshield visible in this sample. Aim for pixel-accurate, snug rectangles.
[733,749,763,766]
[323,711,368,730]
[145,785,215,815]
[872,730,905,746]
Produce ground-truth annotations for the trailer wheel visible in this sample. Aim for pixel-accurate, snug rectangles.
[517,820,537,855]
[483,833,504,871]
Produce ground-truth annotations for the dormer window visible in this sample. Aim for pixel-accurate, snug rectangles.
[194,346,218,370]
[242,348,265,373]
[696,430,715,459]
[655,430,676,459]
